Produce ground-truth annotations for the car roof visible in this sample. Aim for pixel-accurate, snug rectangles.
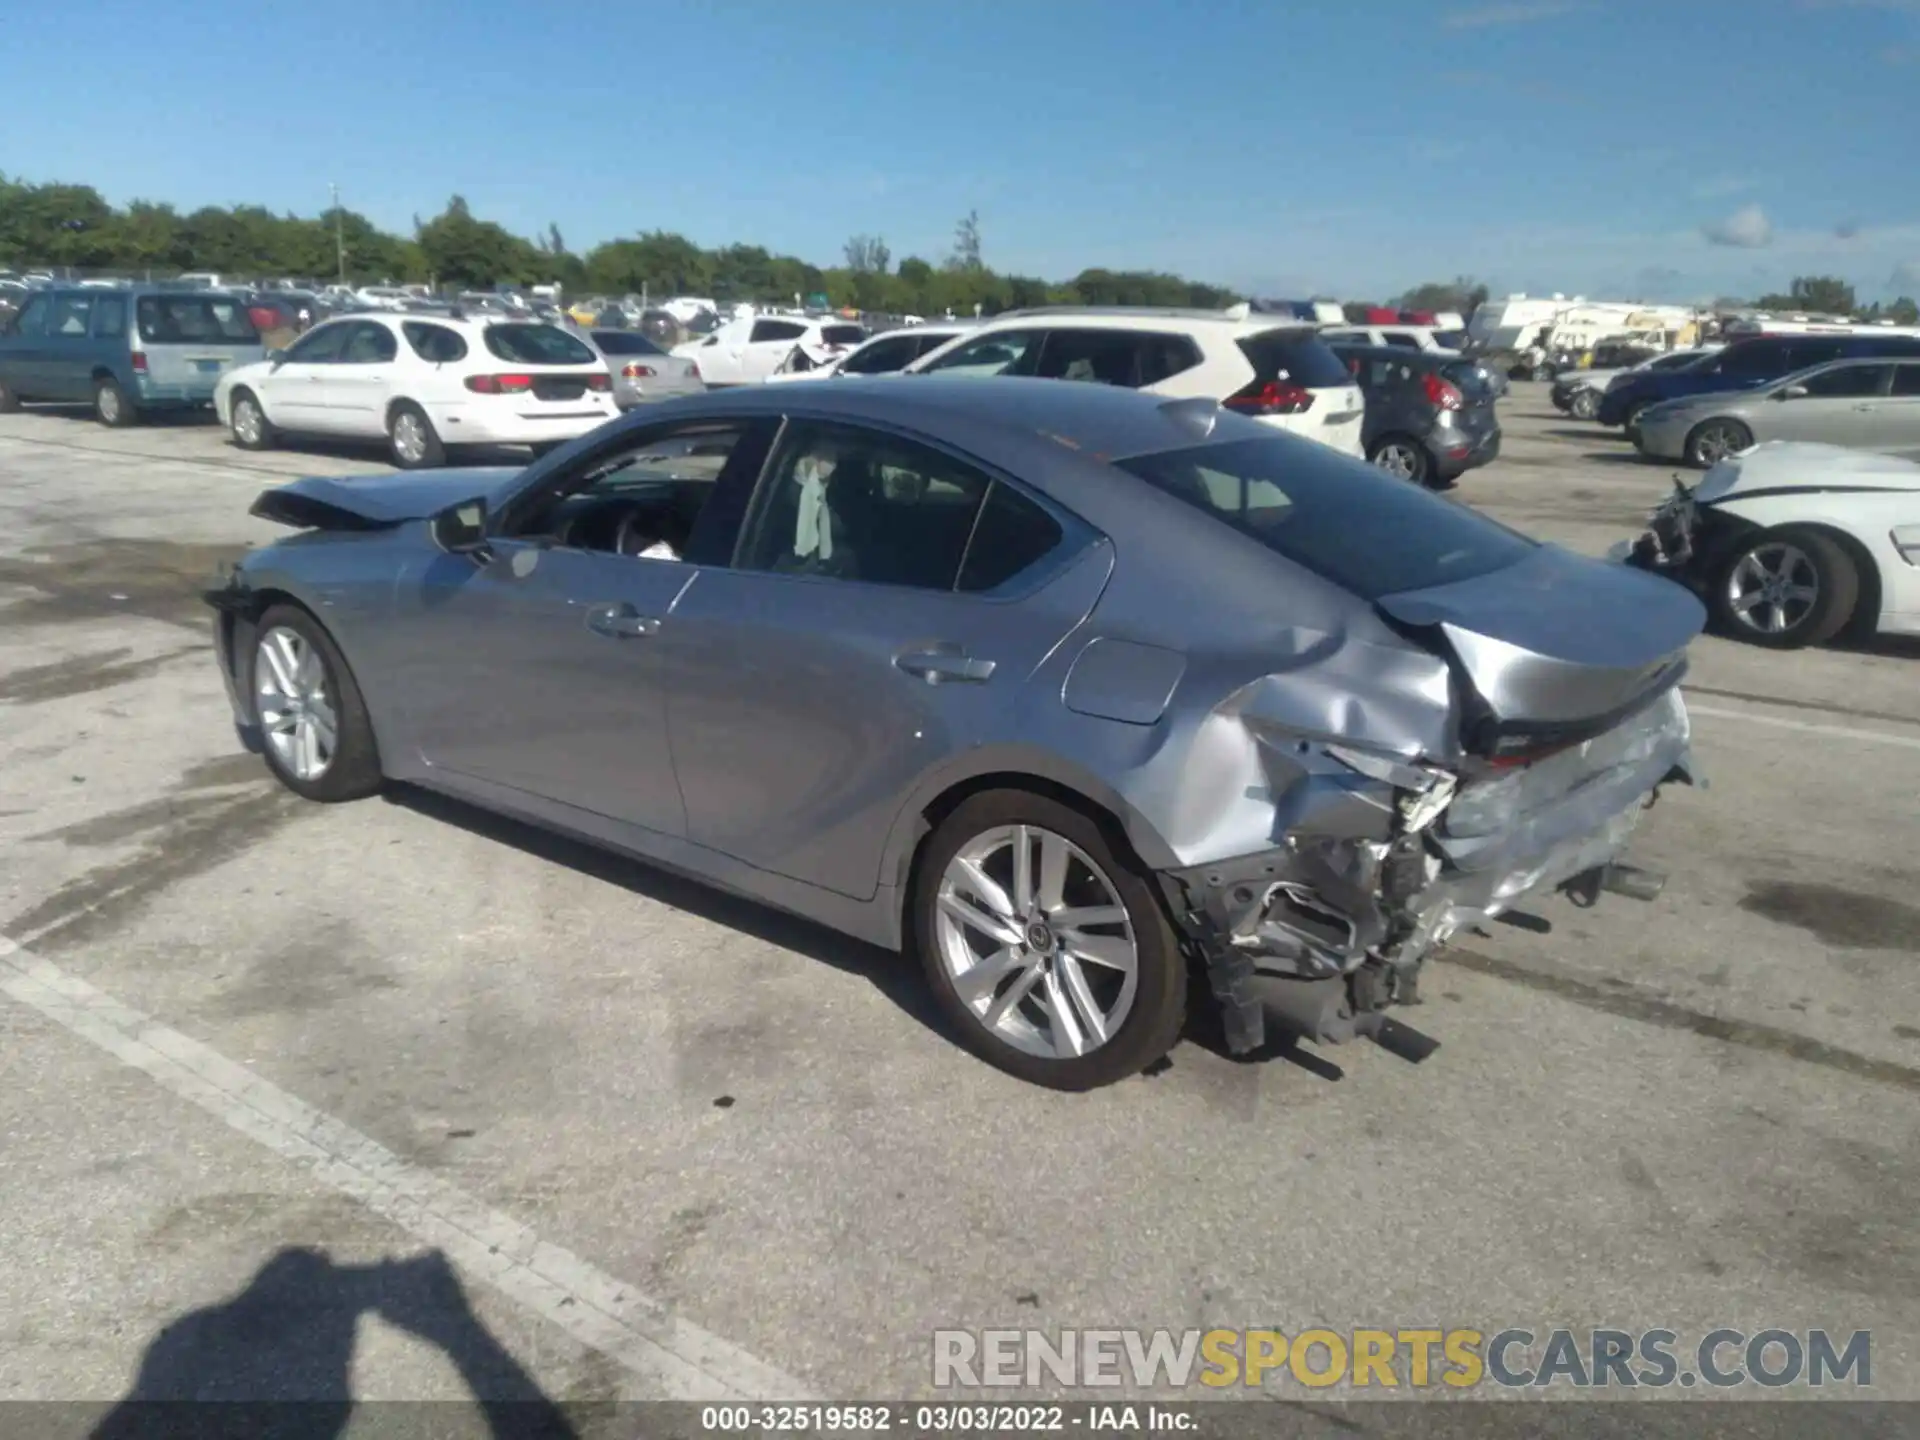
[971,308,1316,336]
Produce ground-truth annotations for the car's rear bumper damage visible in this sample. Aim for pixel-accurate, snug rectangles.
[1160,687,1696,1057]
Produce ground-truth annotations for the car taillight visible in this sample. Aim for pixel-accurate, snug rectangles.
[621,363,657,379]
[248,306,280,331]
[1422,372,1463,410]
[584,373,611,391]
[1224,379,1315,416]
[465,373,535,394]
[130,351,147,373]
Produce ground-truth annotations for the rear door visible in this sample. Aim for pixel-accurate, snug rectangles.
[1774,362,1894,446]
[662,417,1106,900]
[1882,363,1920,458]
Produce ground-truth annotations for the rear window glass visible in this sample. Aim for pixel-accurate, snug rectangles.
[1115,436,1535,600]
[592,331,666,356]
[1440,360,1493,397]
[1236,330,1350,389]
[483,323,596,366]
[137,296,260,345]
[820,324,866,346]
[1432,329,1468,349]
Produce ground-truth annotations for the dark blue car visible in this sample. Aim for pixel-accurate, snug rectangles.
[1598,333,1920,432]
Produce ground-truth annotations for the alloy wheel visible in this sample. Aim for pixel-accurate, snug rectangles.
[1692,423,1746,467]
[234,397,263,445]
[97,385,122,424]
[933,823,1138,1060]
[1725,542,1818,637]
[393,412,427,464]
[1373,442,1421,480]
[255,625,338,782]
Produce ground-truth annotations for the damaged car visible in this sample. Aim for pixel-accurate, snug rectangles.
[1615,440,1920,648]
[206,378,1702,1090]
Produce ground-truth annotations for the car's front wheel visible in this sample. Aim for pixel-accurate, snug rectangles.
[247,604,384,801]
[388,401,445,469]
[1368,435,1431,486]
[228,389,275,451]
[1685,418,1753,468]
[1570,388,1600,421]
[912,790,1187,1090]
[1710,527,1860,649]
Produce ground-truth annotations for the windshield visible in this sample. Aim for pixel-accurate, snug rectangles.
[483,323,598,365]
[1116,435,1534,599]
[135,295,260,345]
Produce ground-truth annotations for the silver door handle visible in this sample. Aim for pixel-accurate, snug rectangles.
[1853,404,1877,411]
[586,604,659,639]
[895,649,995,684]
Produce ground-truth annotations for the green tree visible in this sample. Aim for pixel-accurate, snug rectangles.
[416,195,541,288]
[948,209,983,272]
[1755,275,1856,316]
[1395,276,1487,315]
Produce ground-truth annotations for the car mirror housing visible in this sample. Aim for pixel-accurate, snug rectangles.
[1778,384,1809,400]
[431,497,491,555]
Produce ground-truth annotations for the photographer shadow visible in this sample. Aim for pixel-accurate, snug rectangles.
[93,1246,578,1440]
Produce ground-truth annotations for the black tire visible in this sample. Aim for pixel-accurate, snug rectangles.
[387,400,445,469]
[0,376,19,412]
[94,377,136,428]
[245,603,384,801]
[228,387,276,451]
[1367,433,1432,486]
[1708,527,1859,650]
[1683,417,1753,469]
[911,789,1187,1091]
[1570,388,1600,421]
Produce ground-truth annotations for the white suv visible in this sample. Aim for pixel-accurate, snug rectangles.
[214,313,619,468]
[672,314,868,386]
[903,308,1365,456]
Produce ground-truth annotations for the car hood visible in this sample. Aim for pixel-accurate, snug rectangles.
[1375,543,1704,745]
[1694,441,1920,505]
[249,468,523,531]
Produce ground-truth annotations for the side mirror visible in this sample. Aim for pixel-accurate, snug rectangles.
[430,497,491,556]
[265,347,287,364]
[1778,384,1809,400]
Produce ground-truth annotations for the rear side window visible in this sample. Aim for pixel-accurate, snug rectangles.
[1236,330,1351,389]
[1381,332,1422,349]
[484,323,596,365]
[403,322,469,363]
[820,324,866,347]
[1115,435,1535,600]
[841,334,921,374]
[1433,329,1467,348]
[1032,330,1202,388]
[137,296,260,345]
[1785,342,1846,370]
[591,331,665,357]
[749,319,807,344]
[93,295,128,339]
[1892,364,1920,397]
[957,483,1064,592]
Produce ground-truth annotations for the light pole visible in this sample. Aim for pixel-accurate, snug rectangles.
[330,183,345,284]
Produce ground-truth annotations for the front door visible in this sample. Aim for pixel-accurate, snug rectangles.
[0,293,53,398]
[739,319,808,383]
[662,418,1106,900]
[327,320,400,436]
[258,319,352,432]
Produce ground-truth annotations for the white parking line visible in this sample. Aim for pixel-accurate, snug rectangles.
[0,935,815,1402]
[1687,702,1920,752]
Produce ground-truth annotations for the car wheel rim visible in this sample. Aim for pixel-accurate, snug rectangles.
[235,400,262,444]
[99,387,120,422]
[1374,443,1419,479]
[393,413,426,462]
[934,823,1137,1061]
[255,625,338,782]
[1695,425,1742,465]
[1726,542,1817,636]
[1572,393,1596,419]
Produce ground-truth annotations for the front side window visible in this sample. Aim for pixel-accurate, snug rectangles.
[48,294,94,336]
[340,323,398,364]
[1793,363,1890,399]
[284,322,351,363]
[483,323,596,366]
[919,329,1040,377]
[92,295,128,339]
[1116,435,1535,601]
[403,322,469,363]
[10,294,50,336]
[736,421,991,590]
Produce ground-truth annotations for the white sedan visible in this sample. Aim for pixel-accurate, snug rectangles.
[1616,440,1920,647]
[215,313,619,468]
[763,320,980,384]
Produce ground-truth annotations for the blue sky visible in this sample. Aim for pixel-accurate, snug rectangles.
[4,0,1918,301]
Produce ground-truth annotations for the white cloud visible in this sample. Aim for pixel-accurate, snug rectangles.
[1441,2,1578,29]
[1703,204,1774,248]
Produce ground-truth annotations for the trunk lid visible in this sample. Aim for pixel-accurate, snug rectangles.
[1374,544,1705,754]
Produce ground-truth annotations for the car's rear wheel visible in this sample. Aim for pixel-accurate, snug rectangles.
[0,377,19,412]
[1685,418,1753,468]
[912,790,1186,1091]
[1368,434,1431,485]
[229,389,275,451]
[1570,388,1600,420]
[388,401,445,469]
[247,604,383,801]
[94,377,135,428]
[1710,527,1859,649]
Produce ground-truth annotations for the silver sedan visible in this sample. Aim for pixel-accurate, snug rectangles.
[206,379,1701,1090]
[588,327,704,408]
[1635,355,1920,466]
